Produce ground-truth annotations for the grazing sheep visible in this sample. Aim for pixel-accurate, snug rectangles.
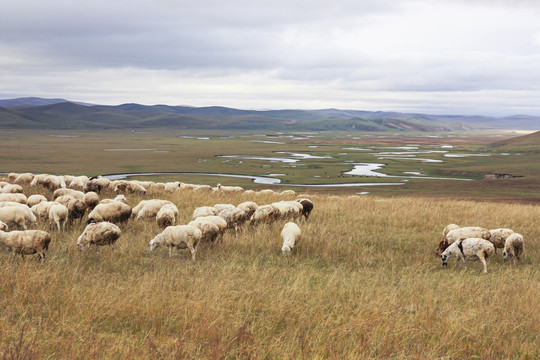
[37,175,66,191]
[281,190,296,196]
[192,206,218,219]
[87,202,132,224]
[0,220,8,231]
[192,216,228,236]
[0,193,28,204]
[0,205,37,230]
[503,233,524,264]
[213,204,236,213]
[250,204,280,225]
[7,173,19,183]
[83,191,100,210]
[273,201,303,221]
[216,184,244,193]
[114,180,147,196]
[188,219,221,244]
[237,201,258,219]
[441,238,496,273]
[436,227,491,256]
[49,204,69,231]
[281,222,301,256]
[26,194,48,208]
[218,207,247,236]
[163,182,181,192]
[443,224,461,237]
[0,229,51,261]
[77,222,122,251]
[489,228,514,250]
[53,188,85,200]
[31,201,58,221]
[1,184,24,194]
[156,204,178,228]
[55,195,87,220]
[296,199,314,220]
[258,189,275,195]
[83,177,111,193]
[132,199,172,219]
[149,225,202,260]
[68,175,89,190]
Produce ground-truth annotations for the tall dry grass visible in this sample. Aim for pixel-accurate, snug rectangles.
[1,186,539,359]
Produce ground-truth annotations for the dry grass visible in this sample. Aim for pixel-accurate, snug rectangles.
[1,186,539,359]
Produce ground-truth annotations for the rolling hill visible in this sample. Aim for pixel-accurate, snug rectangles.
[490,130,540,151]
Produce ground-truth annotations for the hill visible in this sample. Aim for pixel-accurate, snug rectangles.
[490,130,540,151]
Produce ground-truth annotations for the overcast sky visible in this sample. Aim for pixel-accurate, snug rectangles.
[2,0,540,115]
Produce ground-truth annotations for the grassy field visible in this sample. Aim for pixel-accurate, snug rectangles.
[0,183,539,358]
[1,129,539,202]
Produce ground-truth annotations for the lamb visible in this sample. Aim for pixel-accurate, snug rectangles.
[192,206,218,219]
[489,228,514,250]
[0,193,28,204]
[0,229,51,261]
[87,202,132,224]
[1,184,24,194]
[149,225,202,260]
[218,207,247,236]
[503,233,524,264]
[296,199,314,220]
[237,201,258,219]
[0,205,37,230]
[26,194,48,208]
[440,238,496,273]
[250,204,280,225]
[436,227,491,256]
[188,219,221,244]
[156,204,178,228]
[77,222,122,251]
[443,224,461,237]
[281,222,302,256]
[49,204,69,231]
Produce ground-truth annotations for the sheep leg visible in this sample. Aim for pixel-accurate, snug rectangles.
[168,246,173,258]
[479,257,488,273]
[188,244,196,261]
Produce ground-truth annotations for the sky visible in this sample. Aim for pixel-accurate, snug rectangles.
[2,0,540,115]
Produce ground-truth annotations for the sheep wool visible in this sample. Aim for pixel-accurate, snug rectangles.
[0,229,51,261]
[77,222,122,251]
[281,222,302,256]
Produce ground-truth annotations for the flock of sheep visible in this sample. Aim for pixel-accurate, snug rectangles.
[0,172,527,273]
[436,224,524,273]
[0,173,312,261]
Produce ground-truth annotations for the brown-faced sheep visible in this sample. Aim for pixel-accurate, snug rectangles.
[0,229,51,261]
[77,222,122,251]
[503,233,524,264]
[441,238,495,274]
[296,198,313,220]
[281,222,301,256]
[87,202,132,224]
[149,225,202,260]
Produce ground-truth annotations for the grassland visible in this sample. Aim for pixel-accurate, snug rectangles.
[0,184,539,359]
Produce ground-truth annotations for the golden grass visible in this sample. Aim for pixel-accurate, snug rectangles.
[1,186,539,359]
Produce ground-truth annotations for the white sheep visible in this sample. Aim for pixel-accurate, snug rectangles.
[503,233,524,264]
[237,201,259,219]
[0,229,51,261]
[87,202,132,224]
[0,193,28,204]
[156,204,179,228]
[149,225,202,260]
[188,219,221,245]
[250,204,280,225]
[436,227,491,256]
[281,222,301,256]
[1,184,24,194]
[53,188,85,200]
[489,228,514,251]
[13,173,34,185]
[7,173,19,183]
[49,204,69,231]
[443,224,461,237]
[31,201,58,221]
[55,195,88,220]
[68,175,89,190]
[163,182,181,192]
[26,194,48,208]
[213,203,236,213]
[83,191,100,210]
[218,207,247,236]
[132,199,172,219]
[77,222,122,251]
[83,177,111,193]
[0,205,37,230]
[113,180,147,196]
[441,238,496,273]
[272,201,302,221]
[192,206,218,219]
[192,216,228,236]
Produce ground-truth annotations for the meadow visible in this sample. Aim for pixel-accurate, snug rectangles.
[1,129,539,358]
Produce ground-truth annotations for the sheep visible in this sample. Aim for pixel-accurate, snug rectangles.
[31,201,58,220]
[296,198,313,220]
[68,175,89,190]
[272,201,302,221]
[0,205,37,230]
[35,175,66,191]
[163,182,181,192]
[0,229,51,261]
[49,203,69,231]
[132,199,172,219]
[192,206,218,219]
[489,228,514,250]
[192,216,228,236]
[100,195,128,205]
[136,200,175,220]
[280,190,296,196]
[53,188,84,200]
[193,184,212,192]
[440,238,495,273]
[0,220,8,232]
[216,183,244,193]
[77,222,122,251]
[281,222,302,256]
[250,204,280,225]
[55,195,87,220]
[237,201,258,219]
[218,207,247,236]
[83,191,100,210]
[87,202,132,224]
[0,193,28,204]
[503,233,524,264]
[443,224,461,237]
[83,177,111,193]
[149,225,202,260]
[1,184,24,194]
[114,180,147,196]
[26,194,48,208]
[188,219,221,244]
[156,204,178,228]
[7,173,19,183]
[436,227,491,256]
[213,204,236,213]
[258,189,275,195]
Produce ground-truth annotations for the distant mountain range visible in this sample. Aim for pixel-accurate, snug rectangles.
[0,97,539,131]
